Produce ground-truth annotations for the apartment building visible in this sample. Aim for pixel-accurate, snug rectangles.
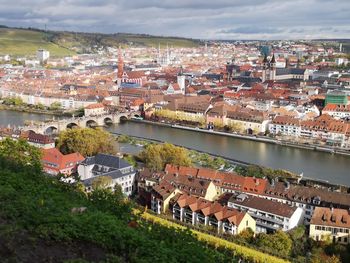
[171,193,256,235]
[227,193,304,233]
[78,154,136,196]
[310,207,350,244]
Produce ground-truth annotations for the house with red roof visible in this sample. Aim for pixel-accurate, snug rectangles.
[84,103,106,117]
[171,193,256,235]
[164,83,184,95]
[41,148,85,176]
[323,104,350,119]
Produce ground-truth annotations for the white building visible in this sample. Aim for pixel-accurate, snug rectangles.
[323,104,350,120]
[269,116,301,137]
[228,193,304,233]
[84,103,106,117]
[78,154,136,196]
[37,49,50,63]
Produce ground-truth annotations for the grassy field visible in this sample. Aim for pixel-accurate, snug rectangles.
[0,28,76,57]
[0,27,200,57]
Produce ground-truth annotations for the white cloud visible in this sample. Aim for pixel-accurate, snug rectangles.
[0,0,348,39]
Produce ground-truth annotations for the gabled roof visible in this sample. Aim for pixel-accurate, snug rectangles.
[202,202,223,216]
[228,194,297,218]
[81,153,132,169]
[153,180,177,200]
[311,207,350,228]
[177,194,198,208]
[42,148,84,172]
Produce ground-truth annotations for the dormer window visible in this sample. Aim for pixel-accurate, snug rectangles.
[331,215,337,223]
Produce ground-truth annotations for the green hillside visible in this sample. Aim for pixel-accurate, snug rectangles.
[0,28,76,57]
[0,139,237,263]
[0,26,201,57]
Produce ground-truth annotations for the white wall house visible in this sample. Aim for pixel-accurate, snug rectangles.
[78,153,136,196]
[227,193,304,233]
[269,117,301,137]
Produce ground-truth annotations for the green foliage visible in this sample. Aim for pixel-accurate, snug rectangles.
[236,227,255,243]
[49,101,62,110]
[190,151,229,170]
[0,28,75,57]
[35,103,46,110]
[0,27,199,57]
[88,187,131,220]
[123,154,137,167]
[140,212,288,263]
[57,128,116,157]
[0,159,239,263]
[92,176,113,191]
[139,143,192,171]
[117,135,132,143]
[2,96,24,106]
[0,138,42,173]
[255,231,293,258]
[234,164,298,180]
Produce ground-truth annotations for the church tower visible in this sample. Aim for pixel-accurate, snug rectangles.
[262,54,276,82]
[262,54,269,83]
[177,66,186,94]
[117,47,124,87]
[269,54,276,81]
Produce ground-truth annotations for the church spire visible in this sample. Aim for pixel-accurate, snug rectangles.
[117,46,124,79]
[263,54,268,63]
[270,53,276,64]
[269,53,276,71]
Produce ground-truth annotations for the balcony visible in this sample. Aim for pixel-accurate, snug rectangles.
[252,213,284,225]
[255,219,283,231]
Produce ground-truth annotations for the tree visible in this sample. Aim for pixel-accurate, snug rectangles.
[0,138,42,172]
[49,101,62,110]
[57,128,116,157]
[88,187,131,220]
[92,176,112,190]
[236,228,255,243]
[139,143,192,171]
[35,103,46,110]
[2,97,24,106]
[255,230,292,257]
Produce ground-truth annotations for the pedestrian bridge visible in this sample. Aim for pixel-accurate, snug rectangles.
[23,111,141,134]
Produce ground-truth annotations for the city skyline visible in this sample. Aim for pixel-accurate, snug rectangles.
[0,0,350,40]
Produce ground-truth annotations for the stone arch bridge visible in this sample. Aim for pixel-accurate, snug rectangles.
[23,112,141,134]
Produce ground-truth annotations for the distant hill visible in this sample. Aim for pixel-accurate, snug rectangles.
[0,26,201,57]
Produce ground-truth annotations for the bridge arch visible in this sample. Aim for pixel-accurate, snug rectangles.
[104,117,113,126]
[119,114,128,122]
[45,126,58,135]
[66,122,79,129]
[27,129,37,134]
[86,119,98,128]
[131,113,141,118]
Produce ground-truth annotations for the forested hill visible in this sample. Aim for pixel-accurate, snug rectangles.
[0,138,237,263]
[0,25,201,57]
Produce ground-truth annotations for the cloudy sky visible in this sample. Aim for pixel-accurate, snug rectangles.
[0,0,349,40]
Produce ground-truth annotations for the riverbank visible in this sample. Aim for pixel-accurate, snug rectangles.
[132,119,350,157]
[112,129,350,192]
[0,104,75,117]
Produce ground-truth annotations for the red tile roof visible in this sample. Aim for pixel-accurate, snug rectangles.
[42,148,84,173]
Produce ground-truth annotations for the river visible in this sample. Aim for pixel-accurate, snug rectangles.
[1,110,349,186]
